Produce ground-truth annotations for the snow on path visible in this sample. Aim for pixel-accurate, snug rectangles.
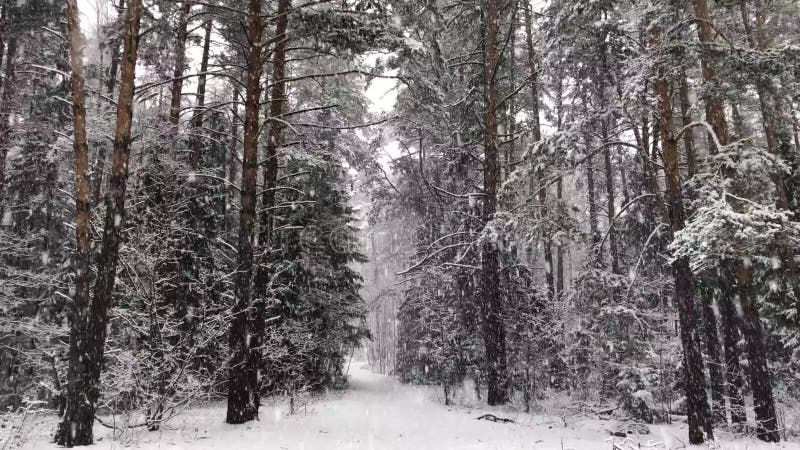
[18,361,800,449]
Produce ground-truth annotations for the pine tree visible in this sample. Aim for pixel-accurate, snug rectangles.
[226,0,265,425]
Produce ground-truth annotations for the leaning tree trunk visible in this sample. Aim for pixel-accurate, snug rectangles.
[226,0,264,425]
[481,0,508,406]
[693,0,779,440]
[653,26,713,444]
[56,0,143,445]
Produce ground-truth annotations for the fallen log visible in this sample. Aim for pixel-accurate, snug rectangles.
[476,413,514,423]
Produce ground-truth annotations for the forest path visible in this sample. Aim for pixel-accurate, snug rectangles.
[22,361,798,449]
[117,361,626,449]
[144,360,613,450]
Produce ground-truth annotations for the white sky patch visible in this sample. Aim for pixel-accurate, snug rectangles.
[376,140,401,172]
[362,52,399,115]
[365,75,399,115]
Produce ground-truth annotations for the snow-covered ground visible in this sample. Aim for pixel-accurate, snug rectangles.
[13,361,800,449]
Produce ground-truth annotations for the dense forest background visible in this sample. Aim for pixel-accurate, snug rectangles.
[1,0,800,447]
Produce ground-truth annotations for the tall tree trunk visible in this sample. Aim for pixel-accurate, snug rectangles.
[166,14,214,404]
[56,0,143,444]
[505,8,515,181]
[678,72,697,179]
[523,1,553,298]
[731,101,745,140]
[105,1,122,95]
[226,0,264,424]
[0,1,6,92]
[253,0,289,404]
[719,273,746,425]
[598,42,619,275]
[522,2,540,140]
[190,16,213,170]
[693,0,730,152]
[693,0,779,440]
[482,0,507,406]
[92,0,123,207]
[738,0,789,209]
[677,59,725,424]
[650,106,660,169]
[698,286,725,424]
[736,263,780,441]
[653,27,713,444]
[169,0,193,127]
[586,139,601,266]
[57,1,92,444]
[227,85,240,233]
[554,64,566,299]
[0,35,16,215]
[603,143,619,274]
[255,0,288,298]
[0,30,4,80]
[618,149,630,205]
[794,108,800,154]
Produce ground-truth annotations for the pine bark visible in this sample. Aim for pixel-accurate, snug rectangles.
[692,0,730,151]
[482,0,507,406]
[226,0,264,424]
[56,0,143,444]
[693,0,779,440]
[653,28,712,444]
[56,0,93,445]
